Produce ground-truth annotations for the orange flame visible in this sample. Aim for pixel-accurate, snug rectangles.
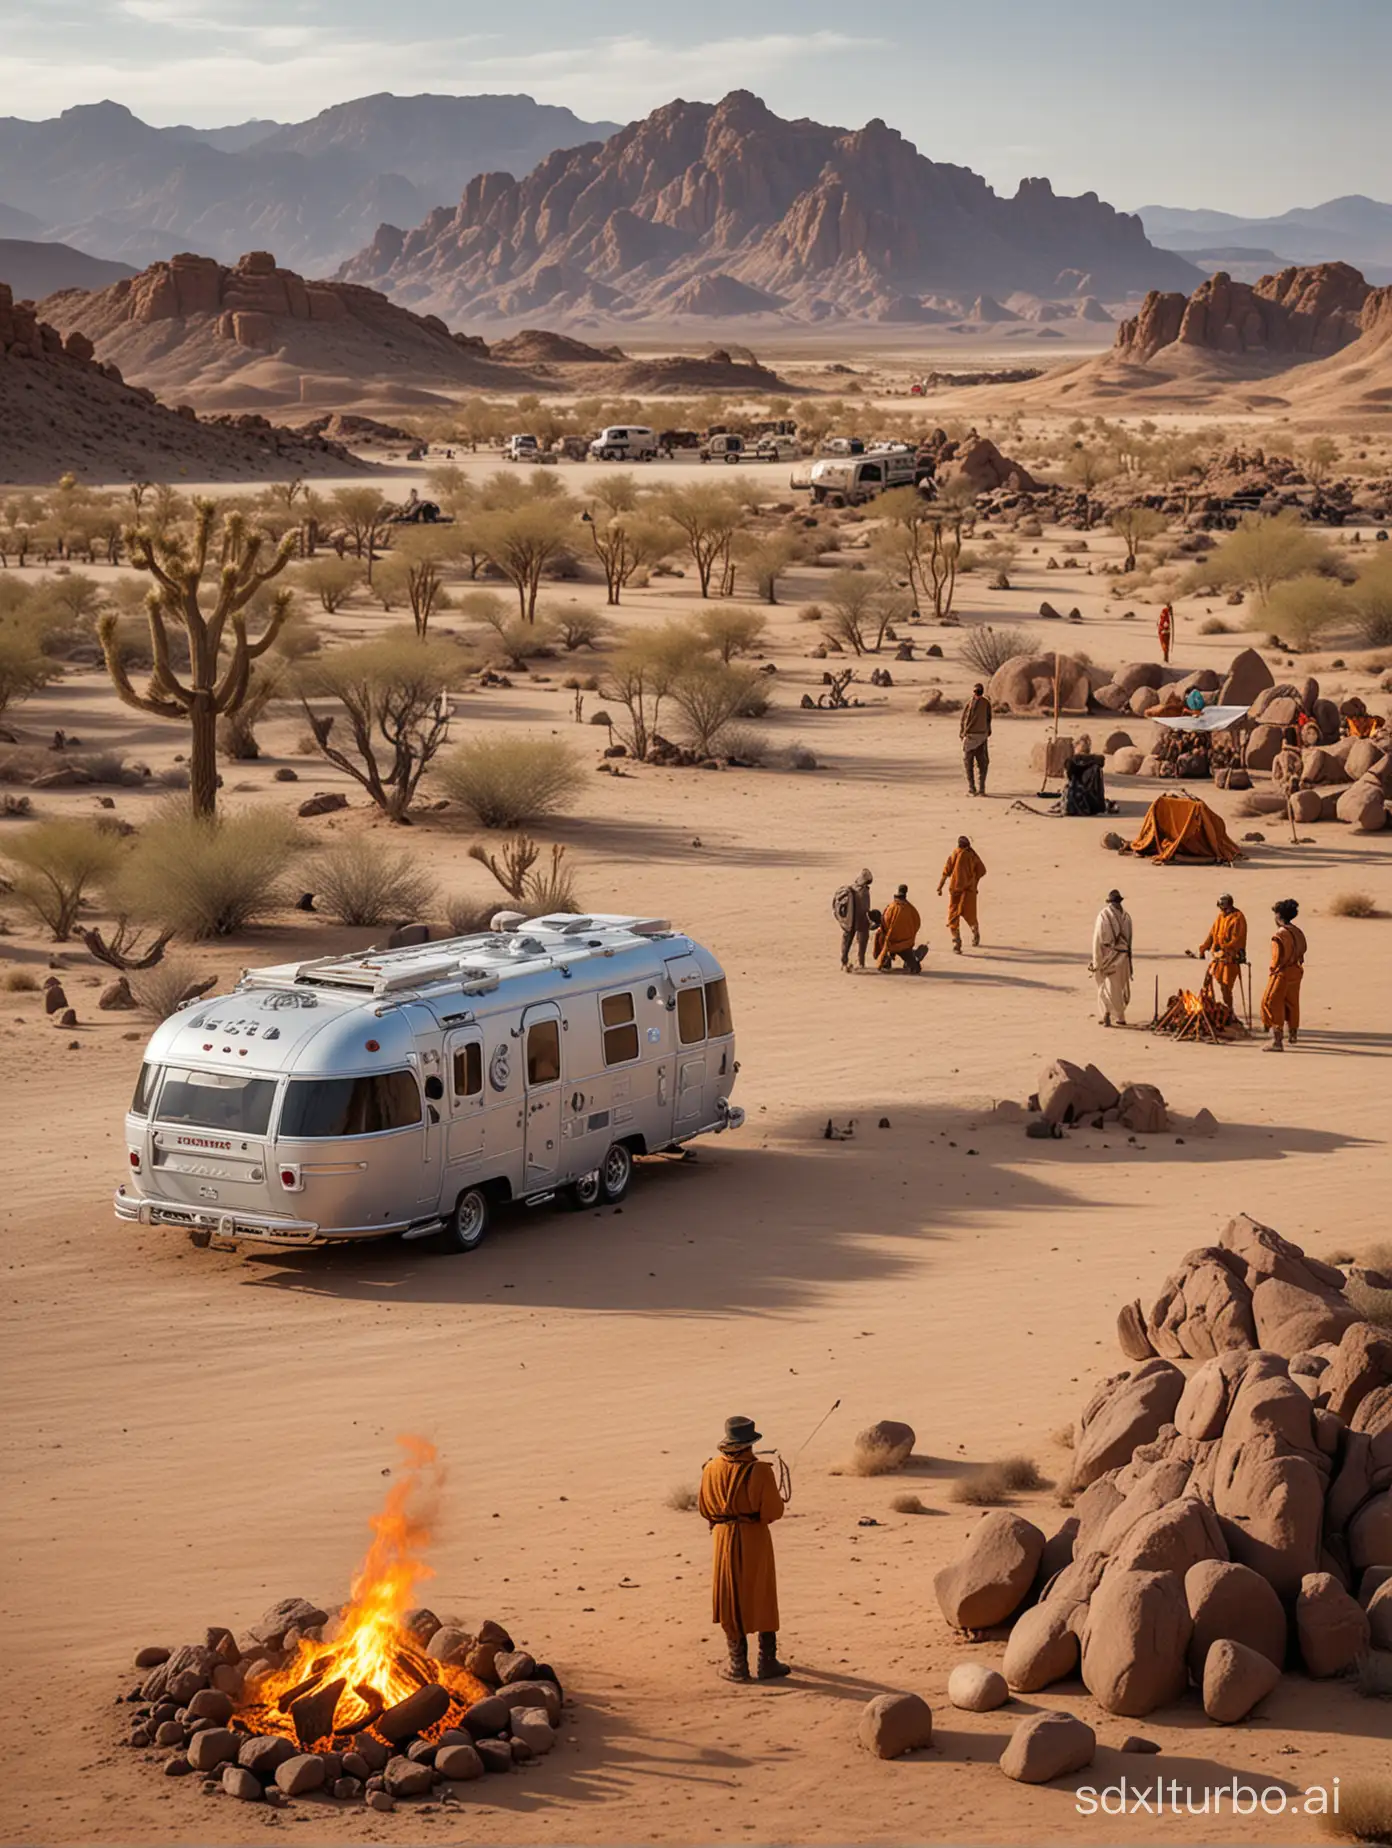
[239,1437,486,1743]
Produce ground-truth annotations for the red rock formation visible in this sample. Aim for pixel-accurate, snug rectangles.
[1114,263,1373,365]
[338,90,1199,324]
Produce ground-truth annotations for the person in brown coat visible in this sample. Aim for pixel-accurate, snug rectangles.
[699,1416,789,1683]
[960,683,993,796]
[938,835,986,952]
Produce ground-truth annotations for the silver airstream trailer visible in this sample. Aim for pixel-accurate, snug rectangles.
[114,915,743,1253]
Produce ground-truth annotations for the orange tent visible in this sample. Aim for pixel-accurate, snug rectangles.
[1129,795,1244,866]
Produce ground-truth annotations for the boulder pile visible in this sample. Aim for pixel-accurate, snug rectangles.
[933,1216,1392,1740]
[1020,1060,1206,1136]
[120,1601,565,1811]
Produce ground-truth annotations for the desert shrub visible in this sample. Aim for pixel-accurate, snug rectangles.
[996,1454,1046,1492]
[1197,616,1230,635]
[0,626,58,718]
[669,663,762,756]
[846,1443,906,1480]
[157,765,191,789]
[0,745,49,784]
[783,742,819,771]
[949,1455,1046,1505]
[797,601,824,624]
[2,967,39,991]
[468,835,579,913]
[130,956,210,1022]
[889,1493,927,1515]
[2,792,33,817]
[1349,553,1392,649]
[664,1485,699,1513]
[296,556,362,613]
[959,624,1038,678]
[296,636,462,822]
[720,724,769,764]
[1194,510,1336,599]
[1,819,123,939]
[111,808,299,938]
[1330,891,1378,918]
[436,737,582,828]
[311,836,439,926]
[1252,574,1348,650]
[74,750,136,786]
[1321,1773,1392,1839]
[695,606,767,661]
[551,607,612,651]
[443,893,499,936]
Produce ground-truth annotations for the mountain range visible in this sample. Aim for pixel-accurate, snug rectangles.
[1137,197,1392,284]
[0,95,621,275]
[340,90,1201,325]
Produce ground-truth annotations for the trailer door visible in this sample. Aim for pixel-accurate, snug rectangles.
[522,1004,563,1187]
[665,956,708,1130]
[445,1028,486,1173]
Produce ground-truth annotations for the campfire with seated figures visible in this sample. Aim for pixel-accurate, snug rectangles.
[122,1440,565,1809]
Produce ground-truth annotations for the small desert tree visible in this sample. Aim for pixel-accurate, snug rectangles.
[660,485,745,598]
[296,556,361,612]
[821,569,881,655]
[1109,504,1169,569]
[695,606,767,662]
[588,511,677,605]
[733,531,801,605]
[1,819,122,941]
[1193,510,1335,601]
[297,637,461,822]
[1253,575,1348,651]
[474,500,575,622]
[1063,444,1116,528]
[872,486,936,607]
[0,624,58,718]
[599,626,704,760]
[331,487,389,582]
[98,500,297,818]
[390,527,456,638]
[1349,551,1392,648]
[1303,435,1339,498]
[668,662,762,757]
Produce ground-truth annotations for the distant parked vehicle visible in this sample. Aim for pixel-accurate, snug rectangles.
[659,429,702,455]
[805,451,917,507]
[700,433,745,464]
[589,426,659,461]
[505,434,540,461]
[754,434,800,462]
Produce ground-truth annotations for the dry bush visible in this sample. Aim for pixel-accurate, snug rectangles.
[2,793,33,817]
[1234,791,1277,819]
[0,746,50,785]
[1051,1425,1075,1450]
[669,662,762,756]
[2,967,39,991]
[551,607,612,651]
[783,742,819,771]
[1321,1773,1392,1840]
[443,894,499,936]
[1197,616,1231,635]
[74,750,137,786]
[889,1493,927,1515]
[959,624,1038,678]
[524,844,581,915]
[130,955,210,1022]
[1347,1241,1392,1332]
[664,1485,699,1513]
[311,836,438,926]
[720,724,769,765]
[949,1455,1047,1505]
[157,765,191,790]
[111,808,299,939]
[468,835,580,915]
[436,737,582,828]
[1,819,123,939]
[1331,891,1378,918]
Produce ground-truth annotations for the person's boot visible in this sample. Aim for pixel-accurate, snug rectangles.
[756,1633,791,1680]
[1265,1030,1285,1053]
[721,1634,751,1682]
[971,929,981,948]
[951,935,962,955]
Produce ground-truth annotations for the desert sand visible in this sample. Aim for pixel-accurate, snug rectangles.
[2,452,1390,1846]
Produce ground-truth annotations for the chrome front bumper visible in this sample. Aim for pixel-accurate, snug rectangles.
[114,1186,435,1248]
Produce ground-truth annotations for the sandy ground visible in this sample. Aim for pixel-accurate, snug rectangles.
[2,514,1391,1846]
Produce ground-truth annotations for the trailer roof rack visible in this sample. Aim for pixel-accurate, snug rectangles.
[237,915,680,1001]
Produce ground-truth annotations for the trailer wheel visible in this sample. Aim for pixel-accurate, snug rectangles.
[440,1185,489,1253]
[566,1169,602,1210]
[724,452,739,464]
[599,1142,633,1204]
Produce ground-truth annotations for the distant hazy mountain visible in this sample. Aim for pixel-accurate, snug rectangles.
[0,95,623,275]
[255,93,622,206]
[0,200,44,238]
[0,238,136,298]
[1138,197,1392,282]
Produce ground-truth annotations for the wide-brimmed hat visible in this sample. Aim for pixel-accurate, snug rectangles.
[1106,888,1124,904]
[722,1415,761,1448]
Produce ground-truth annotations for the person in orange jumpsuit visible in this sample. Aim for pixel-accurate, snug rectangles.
[1261,898,1307,1052]
[1157,603,1173,663]
[873,885,925,973]
[1198,892,1247,1014]
[698,1416,789,1683]
[937,835,987,953]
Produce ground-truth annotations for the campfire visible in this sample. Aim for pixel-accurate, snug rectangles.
[122,1439,564,1810]
[1153,976,1241,1044]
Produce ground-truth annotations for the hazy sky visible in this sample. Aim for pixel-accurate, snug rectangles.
[4,0,1387,215]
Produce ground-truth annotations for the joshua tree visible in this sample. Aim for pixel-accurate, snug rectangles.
[98,500,297,819]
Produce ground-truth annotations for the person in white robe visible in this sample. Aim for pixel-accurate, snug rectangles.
[1091,889,1133,1026]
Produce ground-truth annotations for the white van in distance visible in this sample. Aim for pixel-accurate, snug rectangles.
[504,434,540,461]
[589,425,658,461]
[115,916,743,1254]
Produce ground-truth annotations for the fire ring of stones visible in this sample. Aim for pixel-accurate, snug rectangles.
[121,1602,565,1811]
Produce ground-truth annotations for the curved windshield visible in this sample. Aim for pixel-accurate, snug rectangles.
[157,1067,276,1137]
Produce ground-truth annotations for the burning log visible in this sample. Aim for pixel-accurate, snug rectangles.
[1153,976,1239,1044]
[377,1683,451,1744]
[290,1676,346,1746]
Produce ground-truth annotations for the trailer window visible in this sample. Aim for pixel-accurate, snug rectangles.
[452,1043,482,1098]
[280,1070,421,1138]
[704,978,733,1037]
[130,1062,158,1117]
[157,1067,277,1137]
[526,1019,561,1085]
[600,992,639,1066]
[677,986,706,1045]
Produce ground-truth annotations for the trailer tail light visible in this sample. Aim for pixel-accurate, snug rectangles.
[279,1165,303,1192]
[129,1149,141,1170]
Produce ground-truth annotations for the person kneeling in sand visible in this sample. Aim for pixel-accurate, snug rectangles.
[874,884,926,973]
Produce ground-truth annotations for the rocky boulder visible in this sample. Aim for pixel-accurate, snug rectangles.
[857,1692,933,1759]
[1079,1568,1191,1715]
[1071,1360,1186,1489]
[999,1711,1096,1784]
[1202,1638,1281,1723]
[935,1512,1045,1631]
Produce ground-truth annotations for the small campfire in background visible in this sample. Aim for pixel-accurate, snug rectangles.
[1153,976,1242,1045]
[120,1440,565,1812]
